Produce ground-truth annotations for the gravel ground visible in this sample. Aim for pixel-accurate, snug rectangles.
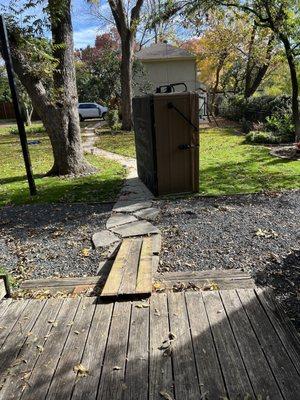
[0,203,113,280]
[158,190,300,331]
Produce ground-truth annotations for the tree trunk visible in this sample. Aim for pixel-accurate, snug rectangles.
[280,34,300,141]
[120,36,134,130]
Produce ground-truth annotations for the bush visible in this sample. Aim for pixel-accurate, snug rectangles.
[219,95,292,123]
[9,125,46,135]
[245,131,288,144]
[106,109,119,130]
[265,109,294,142]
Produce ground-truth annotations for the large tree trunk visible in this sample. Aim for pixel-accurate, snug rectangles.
[280,34,300,141]
[4,0,95,176]
[120,37,134,130]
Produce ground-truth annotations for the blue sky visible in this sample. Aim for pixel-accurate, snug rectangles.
[1,0,110,48]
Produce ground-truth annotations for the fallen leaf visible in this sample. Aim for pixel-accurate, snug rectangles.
[159,390,174,399]
[36,345,44,353]
[135,304,150,308]
[73,363,89,377]
[113,366,121,370]
[81,248,90,257]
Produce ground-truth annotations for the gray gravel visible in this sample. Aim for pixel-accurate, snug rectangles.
[158,190,300,331]
[0,203,113,280]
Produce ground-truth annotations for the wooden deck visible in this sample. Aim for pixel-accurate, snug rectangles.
[0,288,299,399]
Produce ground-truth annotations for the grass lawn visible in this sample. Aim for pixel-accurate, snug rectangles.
[0,123,126,207]
[96,131,136,158]
[96,127,300,196]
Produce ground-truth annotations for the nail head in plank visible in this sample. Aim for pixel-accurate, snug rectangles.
[202,291,255,399]
[185,292,227,399]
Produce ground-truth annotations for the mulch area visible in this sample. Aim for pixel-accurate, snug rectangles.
[0,203,113,281]
[157,190,300,332]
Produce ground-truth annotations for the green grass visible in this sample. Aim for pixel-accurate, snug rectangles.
[0,123,126,206]
[94,127,300,196]
[96,131,136,158]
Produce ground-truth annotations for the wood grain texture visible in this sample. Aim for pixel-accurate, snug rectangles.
[118,238,142,295]
[237,288,300,399]
[21,298,80,400]
[149,293,174,400]
[136,237,153,294]
[0,300,28,350]
[220,290,283,399]
[185,291,227,399]
[202,291,255,399]
[168,292,201,399]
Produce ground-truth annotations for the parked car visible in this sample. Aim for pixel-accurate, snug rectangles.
[78,103,108,121]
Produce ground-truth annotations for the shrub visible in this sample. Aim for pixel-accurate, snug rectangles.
[245,131,285,144]
[9,125,46,135]
[219,95,292,123]
[106,109,119,130]
[265,109,294,141]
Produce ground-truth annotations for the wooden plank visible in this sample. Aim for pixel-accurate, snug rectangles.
[168,292,201,399]
[202,291,255,399]
[185,292,227,399]
[255,288,300,374]
[220,290,283,399]
[0,300,28,350]
[149,293,173,400]
[0,278,6,300]
[97,301,132,400]
[71,300,114,400]
[156,269,253,280]
[0,298,12,319]
[21,276,100,290]
[136,237,153,294]
[123,300,149,399]
[21,298,80,400]
[46,297,96,400]
[118,238,142,295]
[237,289,300,399]
[101,239,132,297]
[0,299,63,400]
[0,300,45,381]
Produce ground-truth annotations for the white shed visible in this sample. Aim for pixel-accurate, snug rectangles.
[135,43,207,119]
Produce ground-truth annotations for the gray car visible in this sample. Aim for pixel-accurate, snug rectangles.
[78,102,108,121]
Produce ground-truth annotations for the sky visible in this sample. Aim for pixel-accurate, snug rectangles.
[0,0,111,48]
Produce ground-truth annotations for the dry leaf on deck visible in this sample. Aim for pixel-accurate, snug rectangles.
[159,390,174,400]
[73,363,89,377]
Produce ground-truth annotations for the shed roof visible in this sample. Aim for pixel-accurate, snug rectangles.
[136,43,196,62]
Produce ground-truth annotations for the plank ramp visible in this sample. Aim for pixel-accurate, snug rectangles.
[101,237,154,298]
[0,289,299,400]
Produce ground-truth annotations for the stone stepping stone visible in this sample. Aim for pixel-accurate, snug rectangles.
[134,207,160,221]
[111,220,160,238]
[113,200,152,213]
[92,230,120,249]
[106,214,138,229]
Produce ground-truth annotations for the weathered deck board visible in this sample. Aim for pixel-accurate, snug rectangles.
[0,300,28,350]
[168,292,201,399]
[0,289,299,400]
[220,290,284,399]
[0,299,12,319]
[21,298,80,400]
[237,289,300,399]
[202,291,255,399]
[149,293,174,400]
[185,292,227,399]
[0,299,63,400]
[118,239,142,295]
[97,301,132,400]
[136,237,153,294]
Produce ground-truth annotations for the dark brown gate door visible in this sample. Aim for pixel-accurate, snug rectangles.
[153,92,199,195]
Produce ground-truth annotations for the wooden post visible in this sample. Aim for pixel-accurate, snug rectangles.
[0,15,37,196]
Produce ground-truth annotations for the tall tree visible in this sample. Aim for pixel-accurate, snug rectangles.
[1,0,94,175]
[106,0,144,130]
